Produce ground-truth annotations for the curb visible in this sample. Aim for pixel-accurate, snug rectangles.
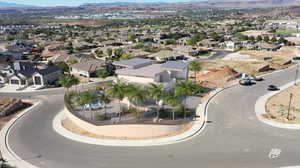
[52,87,229,147]
[255,79,300,129]
[0,101,40,168]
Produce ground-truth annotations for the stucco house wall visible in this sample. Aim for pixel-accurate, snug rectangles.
[118,75,155,84]
[71,68,90,78]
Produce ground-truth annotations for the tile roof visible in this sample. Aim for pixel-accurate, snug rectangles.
[71,59,105,72]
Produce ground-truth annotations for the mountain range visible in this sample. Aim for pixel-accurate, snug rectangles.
[0,0,300,8]
[0,1,35,8]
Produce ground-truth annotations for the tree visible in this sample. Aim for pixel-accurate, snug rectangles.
[189,60,202,82]
[120,53,132,60]
[107,48,113,58]
[165,39,176,45]
[148,83,167,118]
[58,75,80,94]
[99,91,111,118]
[166,92,180,120]
[175,81,195,119]
[77,91,96,119]
[107,80,127,121]
[68,59,78,65]
[256,35,262,41]
[114,48,124,60]
[126,84,147,119]
[271,36,277,44]
[187,32,207,46]
[278,36,286,44]
[57,62,70,73]
[128,32,137,42]
[249,36,255,41]
[96,69,110,79]
[263,36,270,42]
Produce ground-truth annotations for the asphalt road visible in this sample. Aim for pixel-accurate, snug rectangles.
[198,50,231,60]
[4,65,300,168]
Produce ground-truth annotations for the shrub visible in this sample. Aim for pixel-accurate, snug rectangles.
[96,115,106,121]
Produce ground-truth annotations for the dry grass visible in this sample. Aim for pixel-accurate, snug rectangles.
[62,119,194,140]
[265,83,300,123]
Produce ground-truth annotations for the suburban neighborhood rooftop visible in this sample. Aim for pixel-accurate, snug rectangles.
[113,58,152,69]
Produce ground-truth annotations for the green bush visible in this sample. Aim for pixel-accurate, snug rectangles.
[96,115,106,121]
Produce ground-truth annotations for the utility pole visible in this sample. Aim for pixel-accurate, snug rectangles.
[287,93,293,120]
[295,63,299,86]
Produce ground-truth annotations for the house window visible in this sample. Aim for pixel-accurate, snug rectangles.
[21,80,26,85]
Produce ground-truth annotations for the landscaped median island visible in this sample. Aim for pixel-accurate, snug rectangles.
[265,83,300,123]
[62,80,205,139]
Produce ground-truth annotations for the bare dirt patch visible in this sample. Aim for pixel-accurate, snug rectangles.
[265,83,300,123]
[62,118,194,140]
[0,98,33,130]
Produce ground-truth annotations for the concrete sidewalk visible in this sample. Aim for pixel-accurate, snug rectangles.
[255,79,300,129]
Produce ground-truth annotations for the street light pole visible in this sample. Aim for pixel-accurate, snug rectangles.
[287,93,293,120]
[295,63,299,86]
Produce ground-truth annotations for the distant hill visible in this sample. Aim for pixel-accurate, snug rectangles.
[81,1,168,7]
[0,1,35,8]
[203,0,299,7]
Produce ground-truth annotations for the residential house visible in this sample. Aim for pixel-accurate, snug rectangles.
[198,38,219,48]
[113,58,189,90]
[70,59,105,78]
[147,50,185,62]
[0,43,8,52]
[224,41,241,51]
[256,42,280,51]
[0,62,61,87]
[32,66,61,86]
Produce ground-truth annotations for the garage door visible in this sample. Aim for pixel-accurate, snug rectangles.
[10,80,19,85]
[34,76,42,85]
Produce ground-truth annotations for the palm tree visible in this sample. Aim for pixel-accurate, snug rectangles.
[126,84,147,119]
[175,81,194,119]
[77,91,96,120]
[100,90,111,119]
[148,83,167,118]
[107,80,127,121]
[166,92,180,120]
[189,60,202,82]
[59,75,80,95]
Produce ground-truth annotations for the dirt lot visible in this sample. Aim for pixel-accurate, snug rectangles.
[241,30,273,37]
[196,47,297,88]
[0,98,33,130]
[203,47,297,75]
[265,83,300,123]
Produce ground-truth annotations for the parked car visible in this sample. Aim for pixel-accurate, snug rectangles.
[253,76,264,81]
[84,101,103,110]
[267,85,279,91]
[239,78,252,85]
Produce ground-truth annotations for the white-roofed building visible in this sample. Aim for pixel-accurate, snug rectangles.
[113,58,189,90]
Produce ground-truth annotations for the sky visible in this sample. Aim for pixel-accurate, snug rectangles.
[1,0,197,7]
